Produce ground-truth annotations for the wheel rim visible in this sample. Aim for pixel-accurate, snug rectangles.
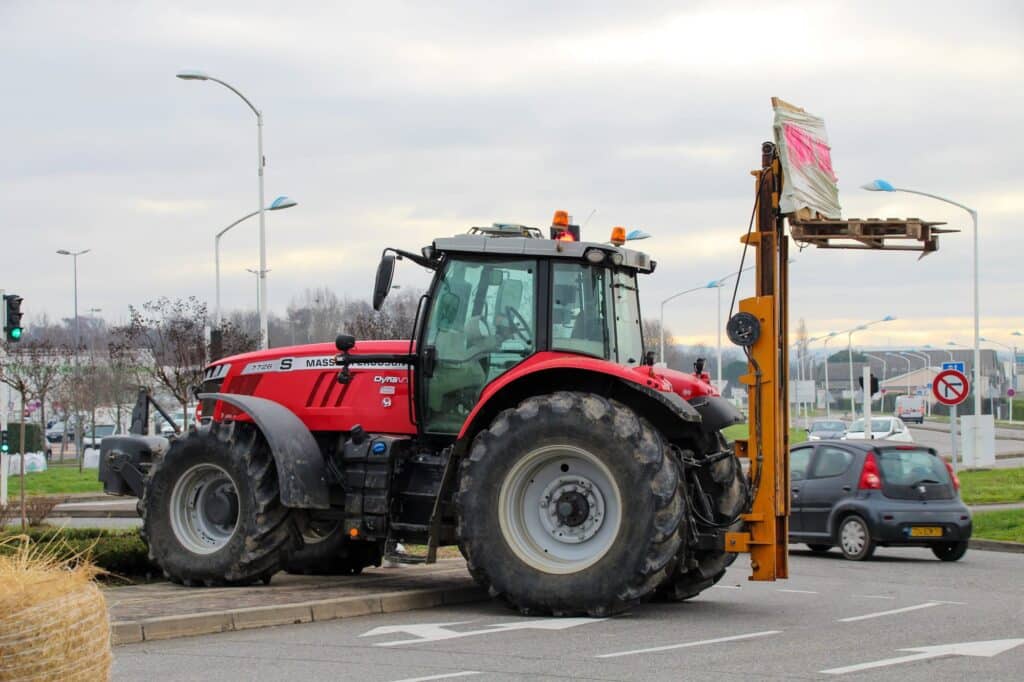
[169,463,240,555]
[840,519,866,556]
[498,444,622,574]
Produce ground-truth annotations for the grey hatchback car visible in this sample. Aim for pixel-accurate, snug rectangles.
[789,440,972,561]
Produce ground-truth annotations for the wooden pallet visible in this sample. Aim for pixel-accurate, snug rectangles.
[788,215,956,254]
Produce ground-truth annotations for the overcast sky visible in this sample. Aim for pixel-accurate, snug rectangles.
[3,0,1022,350]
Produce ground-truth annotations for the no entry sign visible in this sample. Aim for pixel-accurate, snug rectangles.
[933,369,969,406]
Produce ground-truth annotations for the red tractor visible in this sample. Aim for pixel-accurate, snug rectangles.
[100,213,747,616]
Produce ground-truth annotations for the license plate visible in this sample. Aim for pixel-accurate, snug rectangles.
[910,526,943,537]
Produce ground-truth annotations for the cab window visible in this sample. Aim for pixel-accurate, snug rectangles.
[551,263,610,359]
[612,270,643,365]
[422,259,536,433]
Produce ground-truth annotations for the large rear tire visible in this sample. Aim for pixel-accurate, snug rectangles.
[140,423,302,586]
[658,445,747,602]
[456,392,684,617]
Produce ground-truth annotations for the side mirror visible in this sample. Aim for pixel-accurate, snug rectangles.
[693,357,706,376]
[372,254,396,311]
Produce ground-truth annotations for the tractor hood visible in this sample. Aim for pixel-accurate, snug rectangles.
[205,340,412,378]
[634,365,745,434]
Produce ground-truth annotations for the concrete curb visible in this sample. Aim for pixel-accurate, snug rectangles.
[968,538,1024,554]
[49,509,138,518]
[109,584,488,646]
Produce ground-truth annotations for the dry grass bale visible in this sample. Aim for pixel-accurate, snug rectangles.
[0,536,111,681]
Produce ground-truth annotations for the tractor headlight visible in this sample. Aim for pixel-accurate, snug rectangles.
[585,248,606,264]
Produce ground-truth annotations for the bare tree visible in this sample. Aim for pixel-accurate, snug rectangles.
[118,297,208,428]
[0,340,63,528]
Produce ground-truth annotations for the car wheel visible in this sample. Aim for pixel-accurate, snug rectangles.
[931,541,968,562]
[806,544,831,553]
[838,516,875,561]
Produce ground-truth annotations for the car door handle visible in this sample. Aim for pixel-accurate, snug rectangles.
[791,490,800,497]
[842,486,852,492]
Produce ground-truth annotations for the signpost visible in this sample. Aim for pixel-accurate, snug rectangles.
[933,369,970,472]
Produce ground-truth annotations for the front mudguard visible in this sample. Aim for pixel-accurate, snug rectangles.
[199,393,329,509]
[688,395,745,434]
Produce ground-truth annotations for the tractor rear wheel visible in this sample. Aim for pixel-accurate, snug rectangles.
[658,446,747,602]
[141,423,302,586]
[456,392,684,617]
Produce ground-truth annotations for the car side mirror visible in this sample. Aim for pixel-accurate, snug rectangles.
[372,254,396,311]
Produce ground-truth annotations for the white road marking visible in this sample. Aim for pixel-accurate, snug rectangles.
[778,589,818,594]
[821,638,1024,675]
[596,630,782,658]
[362,618,604,647]
[711,584,741,589]
[855,594,896,600]
[838,602,940,622]
[389,672,481,682]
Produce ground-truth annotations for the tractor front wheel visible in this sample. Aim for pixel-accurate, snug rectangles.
[141,424,302,586]
[456,392,684,617]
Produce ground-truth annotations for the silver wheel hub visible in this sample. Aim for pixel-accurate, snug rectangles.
[841,521,865,554]
[539,476,606,543]
[498,445,622,575]
[169,463,239,555]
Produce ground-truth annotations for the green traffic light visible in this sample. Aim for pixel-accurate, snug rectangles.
[9,327,21,340]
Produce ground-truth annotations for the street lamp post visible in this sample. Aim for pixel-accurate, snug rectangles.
[980,336,1015,419]
[863,180,981,427]
[658,284,713,364]
[215,196,297,327]
[56,248,90,454]
[846,316,896,417]
[179,70,271,349]
[821,332,840,419]
[906,350,934,416]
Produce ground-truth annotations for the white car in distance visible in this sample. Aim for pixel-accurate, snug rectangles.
[843,416,914,442]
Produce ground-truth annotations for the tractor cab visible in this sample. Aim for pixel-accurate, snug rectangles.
[372,212,657,434]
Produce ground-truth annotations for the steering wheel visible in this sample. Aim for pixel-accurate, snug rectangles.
[504,306,532,345]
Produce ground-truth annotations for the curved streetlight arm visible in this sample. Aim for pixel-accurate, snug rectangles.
[204,76,261,117]
[217,210,260,240]
[887,187,976,216]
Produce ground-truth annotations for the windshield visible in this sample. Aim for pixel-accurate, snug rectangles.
[89,425,116,437]
[849,418,892,433]
[810,421,845,433]
[612,270,643,365]
[877,449,950,485]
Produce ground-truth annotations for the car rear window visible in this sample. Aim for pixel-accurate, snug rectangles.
[876,448,949,486]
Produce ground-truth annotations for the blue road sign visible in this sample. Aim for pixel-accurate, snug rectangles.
[942,361,966,373]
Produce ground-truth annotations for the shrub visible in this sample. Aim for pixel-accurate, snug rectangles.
[23,496,61,526]
[0,527,157,580]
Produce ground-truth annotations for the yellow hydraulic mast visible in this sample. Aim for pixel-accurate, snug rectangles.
[723,119,951,581]
[726,142,789,581]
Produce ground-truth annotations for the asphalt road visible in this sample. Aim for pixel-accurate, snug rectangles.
[907,423,1024,468]
[113,547,1024,681]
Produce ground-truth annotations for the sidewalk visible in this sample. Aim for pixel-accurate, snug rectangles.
[969,501,1024,512]
[106,559,485,646]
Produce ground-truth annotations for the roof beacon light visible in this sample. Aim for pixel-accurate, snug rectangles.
[549,209,580,241]
[610,226,627,246]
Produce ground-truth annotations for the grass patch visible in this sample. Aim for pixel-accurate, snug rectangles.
[958,467,1024,505]
[972,509,1024,544]
[722,424,808,445]
[0,527,156,582]
[14,464,104,497]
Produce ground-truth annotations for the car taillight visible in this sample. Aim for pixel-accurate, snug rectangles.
[944,460,960,490]
[195,403,203,422]
[858,451,882,490]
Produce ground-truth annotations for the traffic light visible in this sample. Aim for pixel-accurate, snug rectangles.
[3,293,23,342]
[1,430,9,455]
[858,374,880,395]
